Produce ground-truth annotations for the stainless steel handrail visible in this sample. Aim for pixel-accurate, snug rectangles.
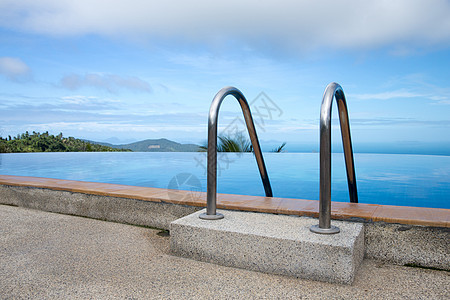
[199,86,273,220]
[310,82,358,234]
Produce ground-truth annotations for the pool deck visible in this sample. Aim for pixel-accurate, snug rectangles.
[0,174,448,227]
[1,204,449,299]
[1,174,449,279]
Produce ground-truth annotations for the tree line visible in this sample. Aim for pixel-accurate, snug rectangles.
[0,131,130,153]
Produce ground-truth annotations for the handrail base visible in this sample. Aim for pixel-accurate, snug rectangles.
[310,224,340,234]
[199,212,224,220]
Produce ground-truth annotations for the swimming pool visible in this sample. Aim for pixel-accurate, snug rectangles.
[0,152,448,209]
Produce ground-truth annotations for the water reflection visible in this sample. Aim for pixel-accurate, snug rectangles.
[0,152,448,209]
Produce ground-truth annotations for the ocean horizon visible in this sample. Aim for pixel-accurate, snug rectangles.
[263,142,450,156]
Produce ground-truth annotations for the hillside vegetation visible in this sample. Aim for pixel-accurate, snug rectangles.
[0,131,131,153]
[105,138,201,152]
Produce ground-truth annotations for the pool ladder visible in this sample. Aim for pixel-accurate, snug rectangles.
[310,82,358,234]
[199,87,273,220]
[201,83,358,235]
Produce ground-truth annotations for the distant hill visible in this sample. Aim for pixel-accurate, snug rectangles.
[92,138,201,152]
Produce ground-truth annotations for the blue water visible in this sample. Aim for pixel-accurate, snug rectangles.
[0,152,449,209]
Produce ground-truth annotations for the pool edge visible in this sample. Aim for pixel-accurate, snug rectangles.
[0,174,448,228]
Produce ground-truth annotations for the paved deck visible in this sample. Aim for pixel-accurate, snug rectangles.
[1,205,448,299]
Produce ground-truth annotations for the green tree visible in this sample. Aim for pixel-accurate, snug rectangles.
[0,131,131,153]
[271,142,286,153]
[199,132,285,153]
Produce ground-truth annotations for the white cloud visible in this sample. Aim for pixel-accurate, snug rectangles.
[431,99,450,105]
[9,122,206,139]
[1,0,449,53]
[350,84,450,104]
[60,95,122,111]
[60,73,152,93]
[350,89,423,100]
[0,57,31,81]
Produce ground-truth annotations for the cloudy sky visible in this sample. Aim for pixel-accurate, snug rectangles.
[0,0,449,152]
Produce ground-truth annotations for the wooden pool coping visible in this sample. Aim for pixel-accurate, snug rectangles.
[0,175,448,228]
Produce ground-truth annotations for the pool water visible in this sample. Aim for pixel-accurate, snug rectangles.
[0,152,448,209]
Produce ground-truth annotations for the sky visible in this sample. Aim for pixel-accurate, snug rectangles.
[0,0,449,153]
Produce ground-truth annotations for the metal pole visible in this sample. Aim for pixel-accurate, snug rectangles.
[199,86,273,220]
[336,90,358,203]
[310,82,358,234]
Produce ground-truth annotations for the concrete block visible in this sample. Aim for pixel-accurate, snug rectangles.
[170,209,364,284]
[0,185,199,230]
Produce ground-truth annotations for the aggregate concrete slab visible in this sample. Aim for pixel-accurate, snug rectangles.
[170,209,364,284]
[1,204,449,299]
[365,222,450,270]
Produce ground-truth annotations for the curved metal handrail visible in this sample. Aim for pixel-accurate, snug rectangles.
[199,86,273,220]
[310,82,358,234]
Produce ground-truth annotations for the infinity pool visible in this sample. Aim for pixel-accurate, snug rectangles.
[0,152,448,209]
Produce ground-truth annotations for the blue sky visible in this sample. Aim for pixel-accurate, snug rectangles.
[0,0,449,153]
